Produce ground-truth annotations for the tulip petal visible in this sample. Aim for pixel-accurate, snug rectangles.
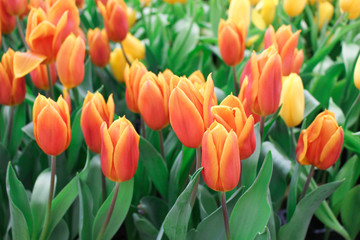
[280,30,300,76]
[100,122,116,181]
[318,127,344,170]
[14,52,47,78]
[203,74,215,129]
[107,94,115,125]
[296,130,310,166]
[238,115,256,160]
[201,131,220,191]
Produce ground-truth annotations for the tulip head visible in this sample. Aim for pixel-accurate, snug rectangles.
[56,34,85,89]
[0,49,26,106]
[33,94,71,156]
[296,110,344,170]
[62,88,72,113]
[88,28,111,67]
[279,73,305,127]
[228,0,251,30]
[81,92,115,153]
[100,117,140,182]
[317,1,334,30]
[354,55,360,90]
[3,0,27,16]
[283,0,306,17]
[238,77,261,123]
[76,0,85,8]
[109,48,133,83]
[0,0,16,34]
[261,0,278,26]
[30,63,57,90]
[163,0,187,4]
[340,0,360,20]
[202,121,240,192]
[122,33,146,61]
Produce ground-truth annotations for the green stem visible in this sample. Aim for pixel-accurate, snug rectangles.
[5,107,15,148]
[158,130,165,160]
[344,92,360,129]
[259,116,265,140]
[39,156,56,240]
[140,116,146,139]
[120,42,131,66]
[190,147,201,207]
[46,64,54,99]
[231,66,239,95]
[16,17,28,49]
[319,12,346,48]
[140,5,149,38]
[96,182,121,240]
[221,192,231,240]
[299,165,315,201]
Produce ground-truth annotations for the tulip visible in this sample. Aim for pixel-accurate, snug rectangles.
[100,116,140,182]
[33,94,71,156]
[109,48,133,83]
[0,0,16,34]
[169,74,216,148]
[3,0,27,16]
[127,7,136,27]
[88,28,111,67]
[29,0,46,10]
[296,110,344,170]
[98,0,128,42]
[249,0,260,5]
[122,33,146,61]
[62,88,71,113]
[81,92,114,153]
[138,72,170,130]
[283,0,306,17]
[202,121,240,192]
[261,0,277,26]
[163,0,187,4]
[279,73,305,127]
[56,34,85,89]
[188,70,205,86]
[316,1,334,29]
[354,55,360,90]
[239,76,261,123]
[95,0,108,5]
[30,63,57,90]
[340,0,360,20]
[251,10,266,30]
[228,0,251,31]
[241,47,282,116]
[76,0,85,8]
[264,25,304,76]
[124,60,148,113]
[140,0,151,6]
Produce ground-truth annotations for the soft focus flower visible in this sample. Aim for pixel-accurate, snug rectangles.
[163,0,187,4]
[241,47,282,116]
[169,74,216,148]
[0,49,26,106]
[109,48,133,83]
[212,95,256,159]
[354,55,360,90]
[76,0,85,8]
[228,0,251,30]
[316,1,334,29]
[3,0,27,16]
[62,88,71,112]
[264,25,304,76]
[81,92,114,153]
[56,34,85,89]
[202,121,240,192]
[260,0,278,25]
[279,73,304,127]
[100,116,140,182]
[239,77,261,123]
[127,7,136,27]
[140,0,151,6]
[283,0,306,17]
[296,110,344,170]
[33,94,71,156]
[340,0,360,20]
[30,63,57,90]
[0,0,16,34]
[122,33,146,60]
[98,0,128,42]
[88,28,111,67]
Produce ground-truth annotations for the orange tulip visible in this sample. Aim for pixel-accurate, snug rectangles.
[264,25,304,76]
[56,34,85,89]
[238,77,261,123]
[3,0,27,16]
[188,70,205,86]
[296,110,344,170]
[0,49,26,106]
[0,0,16,34]
[169,74,216,148]
[88,28,111,67]
[124,60,148,113]
[98,0,128,42]
[62,88,71,113]
[138,72,170,130]
[33,94,71,156]
[100,116,140,182]
[212,95,256,160]
[76,0,85,8]
[241,46,282,116]
[30,63,57,90]
[202,121,240,192]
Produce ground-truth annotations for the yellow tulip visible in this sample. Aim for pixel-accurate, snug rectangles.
[261,0,277,25]
[228,0,251,30]
[316,1,334,29]
[109,48,133,83]
[340,0,360,20]
[354,55,360,90]
[122,33,145,61]
[283,0,306,17]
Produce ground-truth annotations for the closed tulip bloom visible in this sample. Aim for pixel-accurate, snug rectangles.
[100,117,140,182]
[354,55,360,90]
[98,0,128,42]
[0,0,16,34]
[279,73,304,127]
[124,60,148,113]
[169,74,216,148]
[122,33,146,60]
[340,0,360,20]
[3,0,27,16]
[81,92,114,153]
[283,0,306,17]
[296,110,344,170]
[33,94,71,156]
[109,48,133,83]
[212,95,256,159]
[56,34,85,89]
[261,0,277,26]
[163,0,187,4]
[241,47,282,116]
[202,121,240,192]
[0,49,26,106]
[88,28,111,67]
[239,76,261,123]
[317,1,334,29]
[30,63,57,90]
[228,0,251,30]
[127,7,136,27]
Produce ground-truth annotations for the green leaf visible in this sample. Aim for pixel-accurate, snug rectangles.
[92,178,134,240]
[67,106,84,171]
[198,185,217,219]
[133,213,159,240]
[49,219,69,240]
[279,180,344,240]
[163,168,202,240]
[304,90,320,119]
[340,185,360,239]
[254,227,270,240]
[140,137,169,198]
[328,98,345,125]
[77,176,94,240]
[229,152,273,240]
[287,163,300,222]
[343,130,360,155]
[139,196,168,230]
[21,122,35,140]
[209,0,222,36]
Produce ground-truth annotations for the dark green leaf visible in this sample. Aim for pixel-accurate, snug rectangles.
[77,176,94,240]
[340,185,360,239]
[67,106,84,171]
[133,213,159,240]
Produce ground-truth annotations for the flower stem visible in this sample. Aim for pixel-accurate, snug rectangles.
[221,192,231,240]
[16,17,28,49]
[120,42,131,66]
[299,165,315,201]
[231,66,239,95]
[190,147,201,207]
[158,130,165,160]
[39,156,56,240]
[140,116,146,139]
[96,182,121,240]
[46,64,54,99]
[5,107,15,148]
[260,116,265,140]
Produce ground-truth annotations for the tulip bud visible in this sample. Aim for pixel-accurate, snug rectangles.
[3,0,27,16]
[354,55,360,90]
[279,74,305,127]
[127,7,136,27]
[30,63,57,90]
[98,0,128,42]
[261,0,277,26]
[202,121,240,192]
[316,1,334,29]
[296,110,344,170]
[81,92,114,153]
[124,60,148,113]
[0,49,26,106]
[109,48,133,83]
[33,94,71,156]
[0,0,16,34]
[56,34,85,89]
[228,0,251,30]
[100,116,140,182]
[238,77,261,123]
[283,0,306,17]
[88,28,111,67]
[122,33,146,61]
[241,47,282,116]
[340,0,360,20]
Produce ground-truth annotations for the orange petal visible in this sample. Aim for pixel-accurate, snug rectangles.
[203,74,215,129]
[318,127,344,170]
[14,51,46,78]
[238,115,256,160]
[107,94,115,125]
[100,122,116,181]
[296,130,310,166]
[201,131,220,191]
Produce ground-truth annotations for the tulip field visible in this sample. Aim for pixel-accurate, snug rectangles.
[2,0,360,239]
